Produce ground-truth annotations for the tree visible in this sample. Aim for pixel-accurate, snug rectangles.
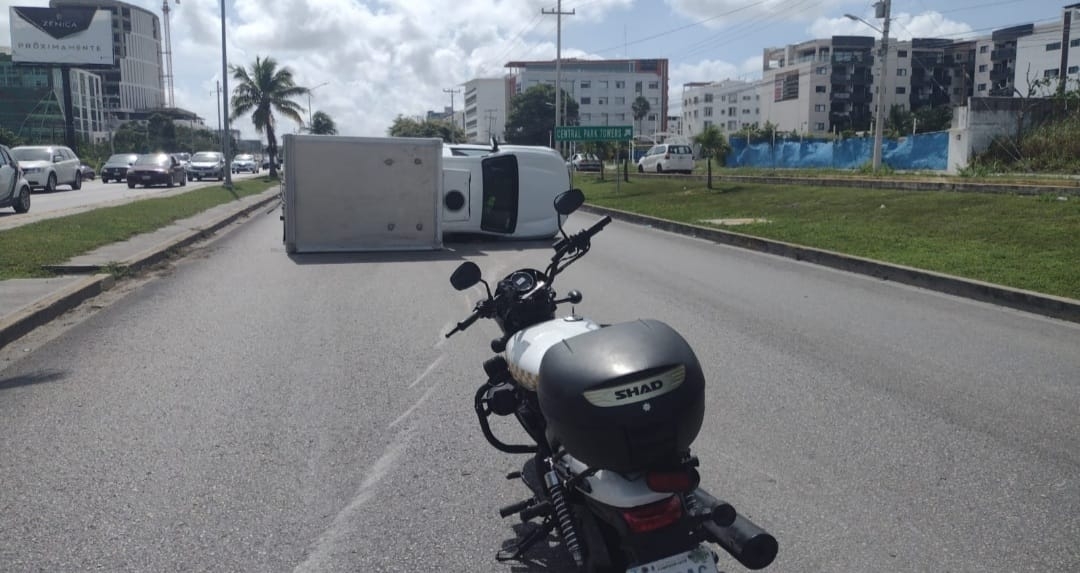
[631,96,651,137]
[308,111,338,135]
[912,105,952,133]
[505,84,579,146]
[0,127,23,147]
[692,124,730,189]
[387,116,465,142]
[229,55,308,178]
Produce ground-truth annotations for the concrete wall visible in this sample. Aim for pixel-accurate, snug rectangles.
[947,96,1066,173]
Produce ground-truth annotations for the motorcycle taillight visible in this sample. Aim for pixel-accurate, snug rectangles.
[621,496,683,534]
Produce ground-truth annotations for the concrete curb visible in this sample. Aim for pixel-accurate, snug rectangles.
[630,172,1080,196]
[0,274,115,349]
[44,188,280,275]
[580,203,1080,324]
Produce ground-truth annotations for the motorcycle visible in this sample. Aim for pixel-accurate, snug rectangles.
[445,188,778,572]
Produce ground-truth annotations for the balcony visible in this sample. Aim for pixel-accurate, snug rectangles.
[990,47,1016,61]
[989,67,1012,82]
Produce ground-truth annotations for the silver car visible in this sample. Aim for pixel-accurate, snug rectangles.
[186,151,226,181]
[0,144,32,213]
[11,145,83,192]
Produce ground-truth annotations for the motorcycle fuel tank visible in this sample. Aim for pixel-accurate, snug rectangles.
[504,315,602,391]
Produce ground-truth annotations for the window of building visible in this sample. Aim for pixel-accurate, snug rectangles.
[601,112,609,124]
[704,93,713,102]
[581,113,591,122]
[815,85,827,93]
[721,109,726,115]
[953,88,961,95]
[742,95,751,101]
[817,66,828,74]
[635,81,642,93]
[815,104,826,112]
[728,107,737,115]
[755,108,759,114]
[898,50,908,58]
[649,97,659,104]
[597,97,608,105]
[979,45,989,53]
[979,64,987,72]
[647,114,656,121]
[615,96,625,104]
[720,95,726,101]
[1046,42,1062,51]
[648,81,659,89]
[704,107,713,116]
[615,81,625,89]
[896,86,907,94]
[896,68,908,76]
[1069,66,1080,75]
[580,97,591,105]
[977,83,987,91]
[704,120,713,128]
[1044,68,1060,78]
[694,110,699,118]
[728,120,737,130]
[580,80,591,89]
[742,108,751,114]
[616,113,626,121]
[816,122,826,130]
[1072,39,1080,48]
[599,80,608,88]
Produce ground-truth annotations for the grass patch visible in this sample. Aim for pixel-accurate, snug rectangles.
[0,178,279,280]
[578,178,1080,300]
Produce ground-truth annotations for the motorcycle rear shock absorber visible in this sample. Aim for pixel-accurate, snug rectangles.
[544,468,584,567]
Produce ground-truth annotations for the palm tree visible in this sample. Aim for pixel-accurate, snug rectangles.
[693,124,730,190]
[308,111,338,135]
[229,56,308,178]
[631,96,650,137]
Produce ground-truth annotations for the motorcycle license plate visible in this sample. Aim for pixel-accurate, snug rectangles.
[625,546,717,573]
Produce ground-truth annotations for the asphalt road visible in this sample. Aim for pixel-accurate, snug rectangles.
[1,209,1078,572]
[0,170,264,231]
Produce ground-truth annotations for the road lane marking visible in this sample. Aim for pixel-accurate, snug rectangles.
[408,354,446,389]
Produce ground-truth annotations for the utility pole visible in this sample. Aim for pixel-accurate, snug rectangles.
[871,0,891,171]
[214,81,222,142]
[443,87,461,130]
[484,108,497,141]
[542,0,574,154]
[220,0,233,188]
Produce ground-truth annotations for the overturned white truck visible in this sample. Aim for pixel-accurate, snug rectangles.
[282,135,570,253]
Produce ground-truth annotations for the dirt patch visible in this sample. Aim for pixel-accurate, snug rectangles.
[701,218,770,226]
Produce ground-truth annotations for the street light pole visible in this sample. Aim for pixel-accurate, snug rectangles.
[307,81,330,132]
[220,0,232,188]
[845,0,891,171]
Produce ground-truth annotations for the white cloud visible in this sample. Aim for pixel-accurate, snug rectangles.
[667,0,847,27]
[808,11,973,41]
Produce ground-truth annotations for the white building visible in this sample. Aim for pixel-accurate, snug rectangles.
[1013,6,1080,95]
[70,68,107,142]
[463,78,509,143]
[507,58,670,140]
[681,79,763,137]
[51,0,165,114]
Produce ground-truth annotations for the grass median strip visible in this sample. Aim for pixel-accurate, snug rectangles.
[577,177,1080,301]
[0,178,279,280]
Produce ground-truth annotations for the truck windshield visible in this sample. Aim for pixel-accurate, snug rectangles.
[480,155,519,234]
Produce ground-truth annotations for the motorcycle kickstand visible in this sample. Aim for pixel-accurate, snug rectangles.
[495,517,556,562]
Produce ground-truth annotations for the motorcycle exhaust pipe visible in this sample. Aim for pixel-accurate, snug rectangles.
[693,489,778,570]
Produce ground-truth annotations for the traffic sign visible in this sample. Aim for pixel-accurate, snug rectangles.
[555,125,633,142]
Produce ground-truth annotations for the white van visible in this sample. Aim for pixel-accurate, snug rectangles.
[636,143,695,174]
[442,143,570,239]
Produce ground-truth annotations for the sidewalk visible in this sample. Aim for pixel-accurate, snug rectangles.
[0,188,280,349]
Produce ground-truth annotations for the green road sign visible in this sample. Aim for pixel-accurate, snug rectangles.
[555,125,633,142]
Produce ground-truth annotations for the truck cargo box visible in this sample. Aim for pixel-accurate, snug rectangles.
[283,135,443,253]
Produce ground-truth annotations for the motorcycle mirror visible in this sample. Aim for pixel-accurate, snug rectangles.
[554,188,585,215]
[450,261,483,291]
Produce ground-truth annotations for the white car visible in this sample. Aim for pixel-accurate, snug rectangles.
[0,144,32,213]
[11,145,83,191]
[231,154,259,173]
[636,143,695,174]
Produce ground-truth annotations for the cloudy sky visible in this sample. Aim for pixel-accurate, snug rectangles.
[1,0,1071,140]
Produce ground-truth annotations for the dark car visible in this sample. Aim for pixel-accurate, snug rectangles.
[127,153,187,188]
[100,153,139,183]
[78,164,96,180]
[261,155,283,170]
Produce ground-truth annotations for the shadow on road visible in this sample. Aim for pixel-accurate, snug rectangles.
[0,369,67,391]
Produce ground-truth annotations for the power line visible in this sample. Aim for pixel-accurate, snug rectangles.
[587,0,772,56]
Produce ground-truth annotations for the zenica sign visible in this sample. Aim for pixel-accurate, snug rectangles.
[9,6,114,65]
[13,7,96,39]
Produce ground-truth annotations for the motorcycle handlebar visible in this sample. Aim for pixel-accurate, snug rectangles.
[553,215,613,259]
[445,309,481,338]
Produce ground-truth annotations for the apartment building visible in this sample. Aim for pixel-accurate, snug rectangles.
[680,79,763,137]
[506,58,669,137]
[462,78,509,143]
[760,38,856,136]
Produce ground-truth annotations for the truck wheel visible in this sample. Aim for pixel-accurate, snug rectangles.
[14,186,31,213]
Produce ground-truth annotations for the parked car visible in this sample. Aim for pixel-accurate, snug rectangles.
[186,151,226,181]
[127,153,187,188]
[570,153,601,172]
[0,144,32,213]
[261,155,283,170]
[79,164,96,181]
[11,145,82,191]
[100,153,140,183]
[231,153,259,174]
[636,143,695,174]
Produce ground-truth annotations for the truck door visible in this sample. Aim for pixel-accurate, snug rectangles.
[480,154,518,234]
[442,168,471,222]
